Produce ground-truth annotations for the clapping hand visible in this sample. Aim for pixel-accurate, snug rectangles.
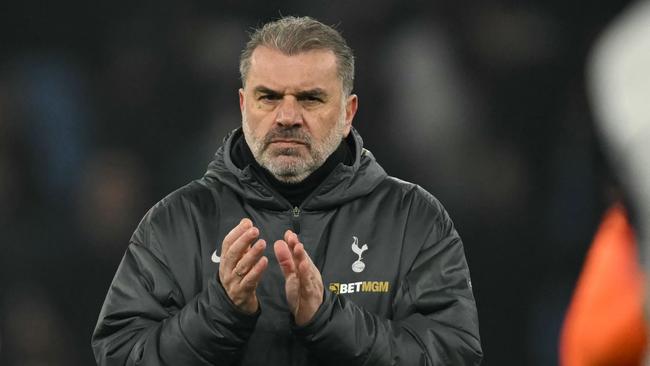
[274,230,324,326]
[218,219,269,314]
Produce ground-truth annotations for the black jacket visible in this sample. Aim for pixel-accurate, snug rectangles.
[92,128,482,365]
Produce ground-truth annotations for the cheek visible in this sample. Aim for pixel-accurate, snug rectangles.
[246,95,276,112]
[313,109,343,132]
[244,110,275,137]
[255,102,275,112]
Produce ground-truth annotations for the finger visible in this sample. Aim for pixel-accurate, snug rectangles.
[233,239,266,279]
[292,242,313,267]
[222,218,253,259]
[274,240,296,279]
[240,256,269,290]
[295,244,323,294]
[228,226,259,260]
[224,226,259,272]
[294,242,321,277]
[284,230,299,251]
[297,260,317,292]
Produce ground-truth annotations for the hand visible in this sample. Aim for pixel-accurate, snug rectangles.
[218,218,268,314]
[273,230,324,326]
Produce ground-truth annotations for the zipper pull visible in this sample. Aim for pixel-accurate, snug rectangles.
[292,206,301,234]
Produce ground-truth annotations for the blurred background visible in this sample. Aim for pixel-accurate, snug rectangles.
[0,0,634,364]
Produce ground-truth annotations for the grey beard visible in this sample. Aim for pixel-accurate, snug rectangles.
[268,160,317,183]
[243,124,344,184]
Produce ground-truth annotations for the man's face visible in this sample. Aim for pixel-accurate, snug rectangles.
[239,46,358,183]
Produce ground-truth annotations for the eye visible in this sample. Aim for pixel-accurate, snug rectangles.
[299,95,324,103]
[259,94,281,101]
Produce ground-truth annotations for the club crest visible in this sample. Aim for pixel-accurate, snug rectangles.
[351,236,368,273]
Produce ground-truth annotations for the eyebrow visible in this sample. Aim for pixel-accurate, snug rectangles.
[253,86,282,96]
[295,88,327,99]
[253,85,328,99]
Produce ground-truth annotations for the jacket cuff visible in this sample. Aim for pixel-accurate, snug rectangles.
[174,276,260,363]
[291,289,335,339]
[182,277,260,345]
[210,276,261,324]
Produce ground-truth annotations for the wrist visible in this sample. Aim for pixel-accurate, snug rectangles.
[237,299,260,315]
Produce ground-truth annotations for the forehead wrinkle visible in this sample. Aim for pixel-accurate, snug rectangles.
[247,47,340,92]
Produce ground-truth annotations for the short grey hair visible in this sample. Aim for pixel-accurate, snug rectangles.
[239,16,355,95]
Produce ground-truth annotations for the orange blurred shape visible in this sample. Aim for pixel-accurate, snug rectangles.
[560,204,647,366]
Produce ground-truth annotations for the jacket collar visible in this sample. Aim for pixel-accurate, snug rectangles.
[204,127,387,211]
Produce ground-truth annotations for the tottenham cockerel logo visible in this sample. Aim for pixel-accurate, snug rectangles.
[351,236,368,273]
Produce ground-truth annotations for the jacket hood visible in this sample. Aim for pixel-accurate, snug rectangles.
[204,127,387,211]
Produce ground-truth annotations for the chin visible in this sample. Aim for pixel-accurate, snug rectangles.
[266,152,305,167]
[264,156,314,182]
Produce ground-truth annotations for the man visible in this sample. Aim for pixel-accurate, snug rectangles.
[92,16,482,365]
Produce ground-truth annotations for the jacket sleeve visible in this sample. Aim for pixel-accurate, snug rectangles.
[91,218,258,365]
[293,192,482,365]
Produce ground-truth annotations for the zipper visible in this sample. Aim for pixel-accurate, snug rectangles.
[291,206,301,234]
[254,182,302,234]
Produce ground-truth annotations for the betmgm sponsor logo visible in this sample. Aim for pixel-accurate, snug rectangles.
[328,281,390,295]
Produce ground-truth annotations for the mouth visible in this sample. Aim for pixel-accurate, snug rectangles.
[269,139,307,147]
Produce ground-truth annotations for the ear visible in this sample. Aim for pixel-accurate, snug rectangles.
[342,94,358,137]
[239,88,245,115]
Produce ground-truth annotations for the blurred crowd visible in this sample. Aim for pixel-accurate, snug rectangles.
[0,1,632,364]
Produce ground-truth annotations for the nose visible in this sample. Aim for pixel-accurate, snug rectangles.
[275,96,303,126]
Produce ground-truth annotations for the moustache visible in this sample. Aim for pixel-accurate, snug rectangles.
[263,127,312,147]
